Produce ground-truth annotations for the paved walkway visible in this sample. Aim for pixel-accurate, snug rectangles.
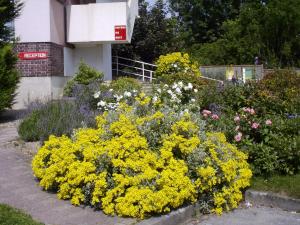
[1,121,300,225]
[186,206,300,225]
[0,124,136,225]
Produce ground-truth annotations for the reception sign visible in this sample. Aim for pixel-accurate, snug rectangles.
[18,52,48,60]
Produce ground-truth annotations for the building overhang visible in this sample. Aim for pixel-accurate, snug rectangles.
[66,0,138,45]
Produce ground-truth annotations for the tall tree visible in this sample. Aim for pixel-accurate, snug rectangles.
[193,0,300,67]
[0,0,23,45]
[113,0,181,63]
[168,0,243,46]
[0,0,23,111]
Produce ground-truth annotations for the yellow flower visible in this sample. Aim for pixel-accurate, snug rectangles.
[32,103,252,219]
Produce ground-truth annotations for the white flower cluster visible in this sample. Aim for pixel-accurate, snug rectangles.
[158,81,199,104]
[93,91,101,99]
[94,89,138,111]
[172,63,178,68]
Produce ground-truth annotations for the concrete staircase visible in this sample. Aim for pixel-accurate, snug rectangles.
[141,82,155,94]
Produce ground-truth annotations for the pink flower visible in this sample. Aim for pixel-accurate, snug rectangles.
[235,132,243,142]
[202,109,212,115]
[251,122,260,129]
[203,113,208,118]
[243,107,251,113]
[265,120,272,125]
[211,114,219,120]
[243,107,255,114]
[234,116,240,122]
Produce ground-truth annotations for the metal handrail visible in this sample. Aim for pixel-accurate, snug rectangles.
[112,56,157,67]
[112,69,156,80]
[113,55,156,82]
[114,62,155,73]
[201,76,224,83]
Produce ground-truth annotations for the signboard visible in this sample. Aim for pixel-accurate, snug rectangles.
[18,52,48,60]
[115,25,127,41]
[225,66,234,80]
[243,68,254,82]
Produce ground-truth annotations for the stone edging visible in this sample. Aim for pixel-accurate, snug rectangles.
[137,203,200,225]
[245,189,300,212]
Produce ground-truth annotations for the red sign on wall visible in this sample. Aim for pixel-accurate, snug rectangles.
[115,25,127,41]
[18,52,48,60]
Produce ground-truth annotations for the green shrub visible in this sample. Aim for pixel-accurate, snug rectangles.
[0,45,19,111]
[110,77,142,94]
[62,79,76,97]
[267,116,300,174]
[74,61,103,85]
[63,61,104,97]
[18,110,40,141]
[18,100,96,142]
[251,70,300,114]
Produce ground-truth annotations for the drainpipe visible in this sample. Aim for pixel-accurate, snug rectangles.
[59,0,75,48]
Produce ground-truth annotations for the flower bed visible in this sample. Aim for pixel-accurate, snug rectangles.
[32,83,252,219]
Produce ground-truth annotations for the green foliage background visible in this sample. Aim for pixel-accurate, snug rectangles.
[0,0,23,111]
[118,0,300,68]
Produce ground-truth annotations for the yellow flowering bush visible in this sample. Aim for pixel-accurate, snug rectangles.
[32,102,251,219]
[194,133,252,214]
[156,52,201,77]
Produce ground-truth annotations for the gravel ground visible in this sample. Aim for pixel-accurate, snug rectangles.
[185,206,300,225]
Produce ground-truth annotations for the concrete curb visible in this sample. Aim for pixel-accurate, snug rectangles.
[137,204,200,225]
[245,190,300,212]
[139,190,300,225]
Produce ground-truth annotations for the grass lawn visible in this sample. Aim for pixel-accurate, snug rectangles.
[0,204,43,225]
[251,174,300,199]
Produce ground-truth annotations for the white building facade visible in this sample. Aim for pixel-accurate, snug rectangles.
[13,0,138,109]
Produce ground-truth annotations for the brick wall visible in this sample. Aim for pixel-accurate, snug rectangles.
[15,42,64,77]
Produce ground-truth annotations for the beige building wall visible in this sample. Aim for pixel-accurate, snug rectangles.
[14,77,71,110]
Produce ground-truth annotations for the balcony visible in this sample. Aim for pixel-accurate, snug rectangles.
[66,0,138,44]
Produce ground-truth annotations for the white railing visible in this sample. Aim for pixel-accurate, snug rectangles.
[112,56,157,82]
[112,56,226,84]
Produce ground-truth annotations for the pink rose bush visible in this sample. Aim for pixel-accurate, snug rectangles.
[233,107,271,142]
[201,109,219,120]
